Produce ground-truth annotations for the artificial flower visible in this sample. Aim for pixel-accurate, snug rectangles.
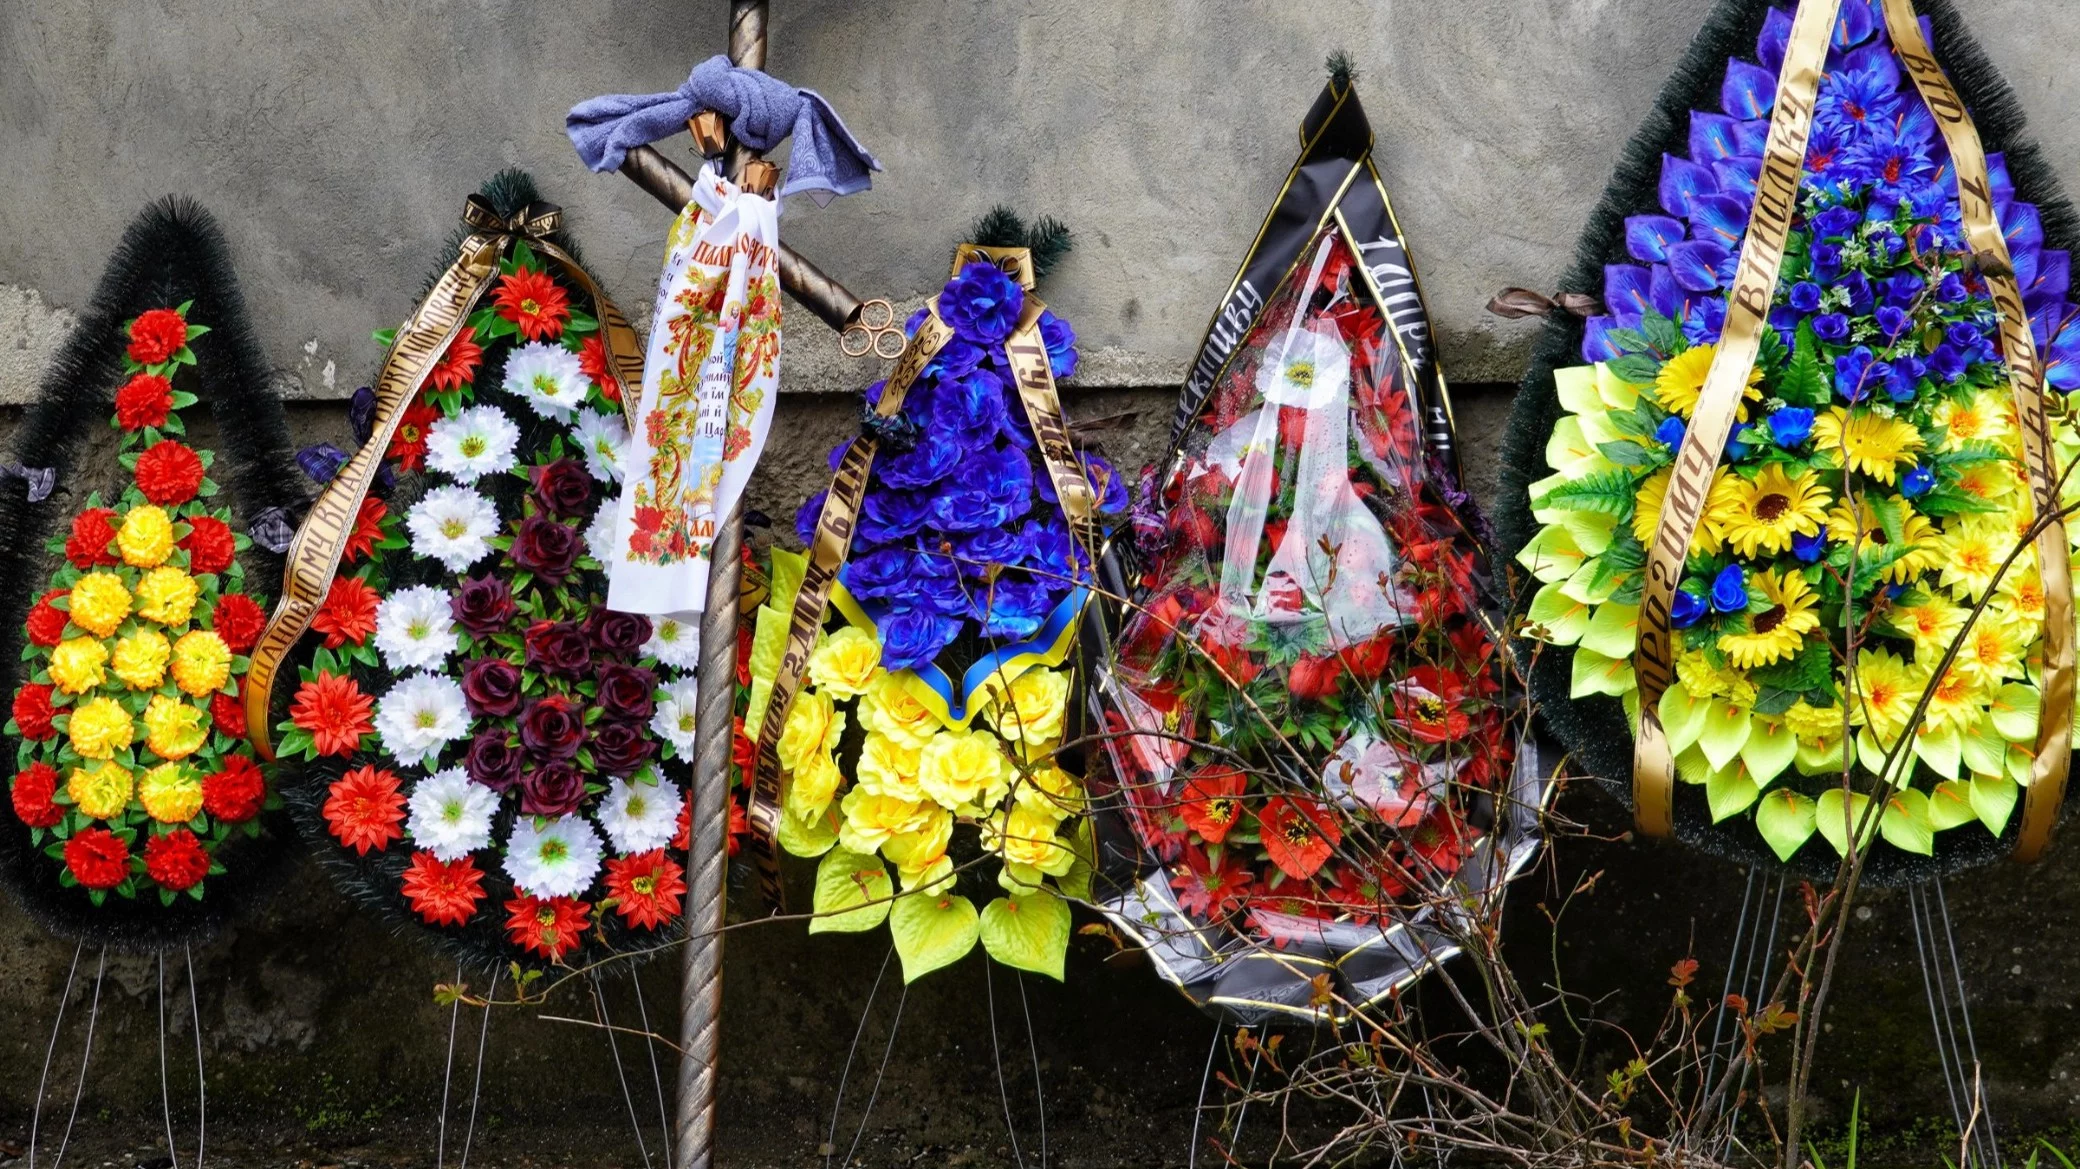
[68,571,132,638]
[426,404,521,484]
[1179,766,1247,844]
[596,775,684,854]
[502,814,605,899]
[571,408,628,483]
[117,504,176,568]
[141,693,209,761]
[324,765,407,855]
[1849,647,1927,744]
[111,628,172,690]
[114,372,174,430]
[374,672,470,768]
[127,307,189,365]
[210,592,267,654]
[643,615,700,670]
[170,629,232,697]
[917,728,1014,813]
[1810,407,1924,484]
[26,589,69,648]
[142,828,209,890]
[450,575,518,637]
[603,850,685,930]
[406,767,498,861]
[806,626,884,699]
[311,573,382,648]
[137,762,204,824]
[1953,619,2028,688]
[1936,518,2011,601]
[48,637,111,695]
[1391,667,1477,743]
[67,761,134,821]
[290,670,375,757]
[855,732,925,802]
[388,395,440,472]
[12,683,57,740]
[857,673,941,750]
[1827,497,1939,584]
[407,484,500,573]
[530,457,594,518]
[1173,847,1252,918]
[210,689,247,738]
[578,333,623,402]
[401,851,486,926]
[777,688,845,774]
[427,327,483,393]
[460,657,524,719]
[511,513,582,584]
[985,668,1070,744]
[66,507,121,569]
[201,754,266,823]
[134,440,206,506]
[881,809,956,886]
[12,762,63,829]
[1651,343,1762,420]
[133,565,200,626]
[1885,591,1969,657]
[1717,568,1822,670]
[67,696,135,762]
[502,340,589,419]
[63,827,131,890]
[650,677,700,754]
[505,893,590,960]
[343,495,389,564]
[1257,796,1342,881]
[492,268,570,342]
[374,584,461,672]
[1710,464,1831,559]
[181,515,237,576]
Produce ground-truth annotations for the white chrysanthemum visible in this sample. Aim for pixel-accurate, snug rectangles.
[406,485,499,573]
[425,404,520,484]
[375,672,470,769]
[644,616,700,670]
[650,677,700,754]
[502,341,589,421]
[584,506,623,565]
[571,408,629,483]
[503,815,605,898]
[374,585,459,673]
[406,767,498,861]
[596,774,685,854]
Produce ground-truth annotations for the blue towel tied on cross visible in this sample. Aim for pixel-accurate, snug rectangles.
[567,54,882,206]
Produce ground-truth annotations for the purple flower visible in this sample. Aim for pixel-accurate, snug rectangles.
[940,262,1024,345]
[1876,305,1911,340]
[1709,564,1748,614]
[1929,344,1968,383]
[955,526,1027,574]
[859,487,933,544]
[1817,65,1901,142]
[1813,312,1851,343]
[842,548,914,600]
[1788,282,1822,313]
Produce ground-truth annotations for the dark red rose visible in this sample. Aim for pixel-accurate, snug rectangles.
[531,458,595,519]
[590,719,658,777]
[596,663,657,722]
[521,762,588,817]
[465,729,524,791]
[524,619,591,677]
[511,514,580,585]
[461,657,524,718]
[518,696,585,761]
[585,609,653,654]
[1287,654,1343,702]
[451,575,517,637]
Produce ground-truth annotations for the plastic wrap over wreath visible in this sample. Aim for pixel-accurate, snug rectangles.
[1089,223,1545,1023]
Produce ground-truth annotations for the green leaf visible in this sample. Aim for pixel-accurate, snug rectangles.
[1706,764,1761,822]
[978,893,1071,981]
[1879,789,1935,855]
[1970,773,2020,837]
[1927,780,1977,830]
[1596,439,1668,468]
[1606,354,1663,385]
[1755,789,1818,862]
[776,805,838,858]
[888,892,980,983]
[1531,470,1640,520]
[1814,788,1877,857]
[808,848,894,935]
[1776,320,1829,406]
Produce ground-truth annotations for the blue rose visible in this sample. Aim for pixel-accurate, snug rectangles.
[1768,407,1814,447]
[927,339,987,381]
[1834,346,1876,401]
[841,548,915,600]
[1812,207,1860,238]
[1792,529,1827,563]
[1810,243,1844,283]
[1835,272,1873,314]
[1671,589,1707,630]
[880,429,961,490]
[1946,321,1983,351]
[1021,516,1088,581]
[979,578,1057,640]
[859,488,933,544]
[1881,272,1924,308]
[1788,281,1823,313]
[794,489,829,545]
[1709,564,1748,614]
[1813,312,1851,343]
[957,526,1028,574]
[1875,304,1911,340]
[939,262,1024,346]
[879,608,960,672]
[1936,273,1967,303]
[1038,310,1079,380]
[1929,344,1967,383]
[929,485,1002,533]
[1725,431,1753,460]
[932,369,1012,448]
[1902,464,1936,498]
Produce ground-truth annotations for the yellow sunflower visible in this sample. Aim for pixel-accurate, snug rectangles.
[1709,464,1831,558]
[1651,344,1764,421]
[1717,569,1822,670]
[1828,497,1939,585]
[1632,465,1728,555]
[1811,407,1925,484]
[1932,391,2016,452]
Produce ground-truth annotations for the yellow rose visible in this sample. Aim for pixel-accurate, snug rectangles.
[67,761,134,821]
[987,668,1070,744]
[170,630,232,697]
[881,807,955,886]
[784,751,844,822]
[67,696,135,761]
[776,689,845,773]
[806,626,884,699]
[110,629,172,690]
[137,761,204,824]
[917,728,1013,813]
[855,732,925,801]
[856,673,942,749]
[142,693,209,761]
[134,566,199,626]
[49,637,111,695]
[1012,761,1084,823]
[68,571,132,638]
[837,786,935,856]
[117,504,175,568]
[982,804,1077,876]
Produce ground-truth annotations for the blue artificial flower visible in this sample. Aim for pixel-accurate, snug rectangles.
[1936,273,1968,303]
[1655,415,1688,450]
[1038,310,1079,380]
[879,429,961,490]
[1793,529,1828,564]
[858,487,934,544]
[940,262,1025,346]
[932,368,1012,448]
[1788,281,1823,313]
[1886,582,1909,600]
[1835,271,1873,314]
[1725,431,1753,460]
[1813,312,1851,343]
[1929,344,1968,383]
[1808,242,1844,283]
[795,489,830,545]
[1835,346,1877,401]
[841,547,916,600]
[1901,464,1937,498]
[1880,272,1924,309]
[1811,205,1861,240]
[956,526,1029,575]
[1021,515,1088,581]
[903,306,930,336]
[1709,564,1748,614]
[1879,360,1917,403]
[1671,589,1707,630]
[879,608,961,672]
[1817,65,1901,143]
[1682,298,1727,346]
[1946,321,1985,351]
[1874,305,1911,341]
[978,577,1057,640]
[1768,406,1815,447]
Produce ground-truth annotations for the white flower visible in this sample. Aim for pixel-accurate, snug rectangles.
[375,672,470,769]
[650,677,700,754]
[426,404,520,483]
[406,485,500,573]
[504,815,605,898]
[503,341,589,421]
[596,774,684,854]
[645,616,701,670]
[374,585,459,673]
[571,408,629,483]
[585,506,624,565]
[406,767,498,861]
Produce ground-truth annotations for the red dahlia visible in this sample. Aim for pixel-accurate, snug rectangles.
[342,498,387,564]
[427,327,483,393]
[402,851,485,926]
[291,671,374,757]
[492,268,570,342]
[12,683,56,741]
[66,507,121,568]
[578,334,621,403]
[11,762,62,829]
[603,850,686,930]
[311,573,381,648]
[322,765,406,855]
[182,514,237,576]
[202,753,266,823]
[210,592,267,653]
[64,828,131,890]
[505,894,592,960]
[26,588,69,647]
[127,308,189,366]
[134,440,206,505]
[114,373,175,431]
[144,829,211,891]
[387,396,439,472]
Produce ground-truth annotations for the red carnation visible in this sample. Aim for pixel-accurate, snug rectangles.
[343,498,387,564]
[26,588,69,647]
[202,754,266,823]
[322,765,405,854]
[603,850,686,930]
[579,334,622,403]
[63,828,131,890]
[12,683,56,741]
[114,373,175,431]
[492,268,571,342]
[127,308,189,366]
[506,894,591,960]
[403,851,486,926]
[311,573,381,648]
[66,508,121,568]
[387,395,439,472]
[144,829,211,891]
[182,514,237,576]
[427,327,483,393]
[11,762,63,829]
[209,689,248,740]
[135,440,206,505]
[210,592,266,654]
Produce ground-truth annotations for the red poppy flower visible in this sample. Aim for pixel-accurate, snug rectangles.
[343,498,387,564]
[64,827,131,890]
[1287,654,1343,702]
[11,762,62,829]
[292,671,375,757]
[135,440,206,505]
[1335,632,1396,680]
[1179,766,1247,844]
[144,829,211,891]
[114,373,175,431]
[1391,667,1475,744]
[181,514,237,576]
[1257,796,1342,881]
[492,268,571,342]
[402,851,486,927]
[1172,846,1252,919]
[505,894,592,960]
[604,850,687,930]
[322,765,405,854]
[202,753,267,823]
[12,683,56,741]
[1191,605,1261,686]
[26,588,69,648]
[210,592,267,654]
[387,395,439,472]
[427,327,483,393]
[127,308,189,366]
[208,687,247,739]
[66,507,121,568]
[1394,810,1474,888]
[579,334,622,403]
[311,574,381,648]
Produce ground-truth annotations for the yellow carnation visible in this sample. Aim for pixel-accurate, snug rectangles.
[68,571,132,638]
[67,761,134,821]
[981,805,1077,876]
[776,689,845,774]
[855,732,925,802]
[806,626,884,699]
[110,629,172,691]
[169,630,232,697]
[116,504,175,568]
[986,668,1070,744]
[48,637,111,695]
[917,728,1013,813]
[142,693,209,761]
[67,696,135,761]
[836,786,935,856]
[137,762,204,824]
[856,673,942,750]
[134,566,200,626]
